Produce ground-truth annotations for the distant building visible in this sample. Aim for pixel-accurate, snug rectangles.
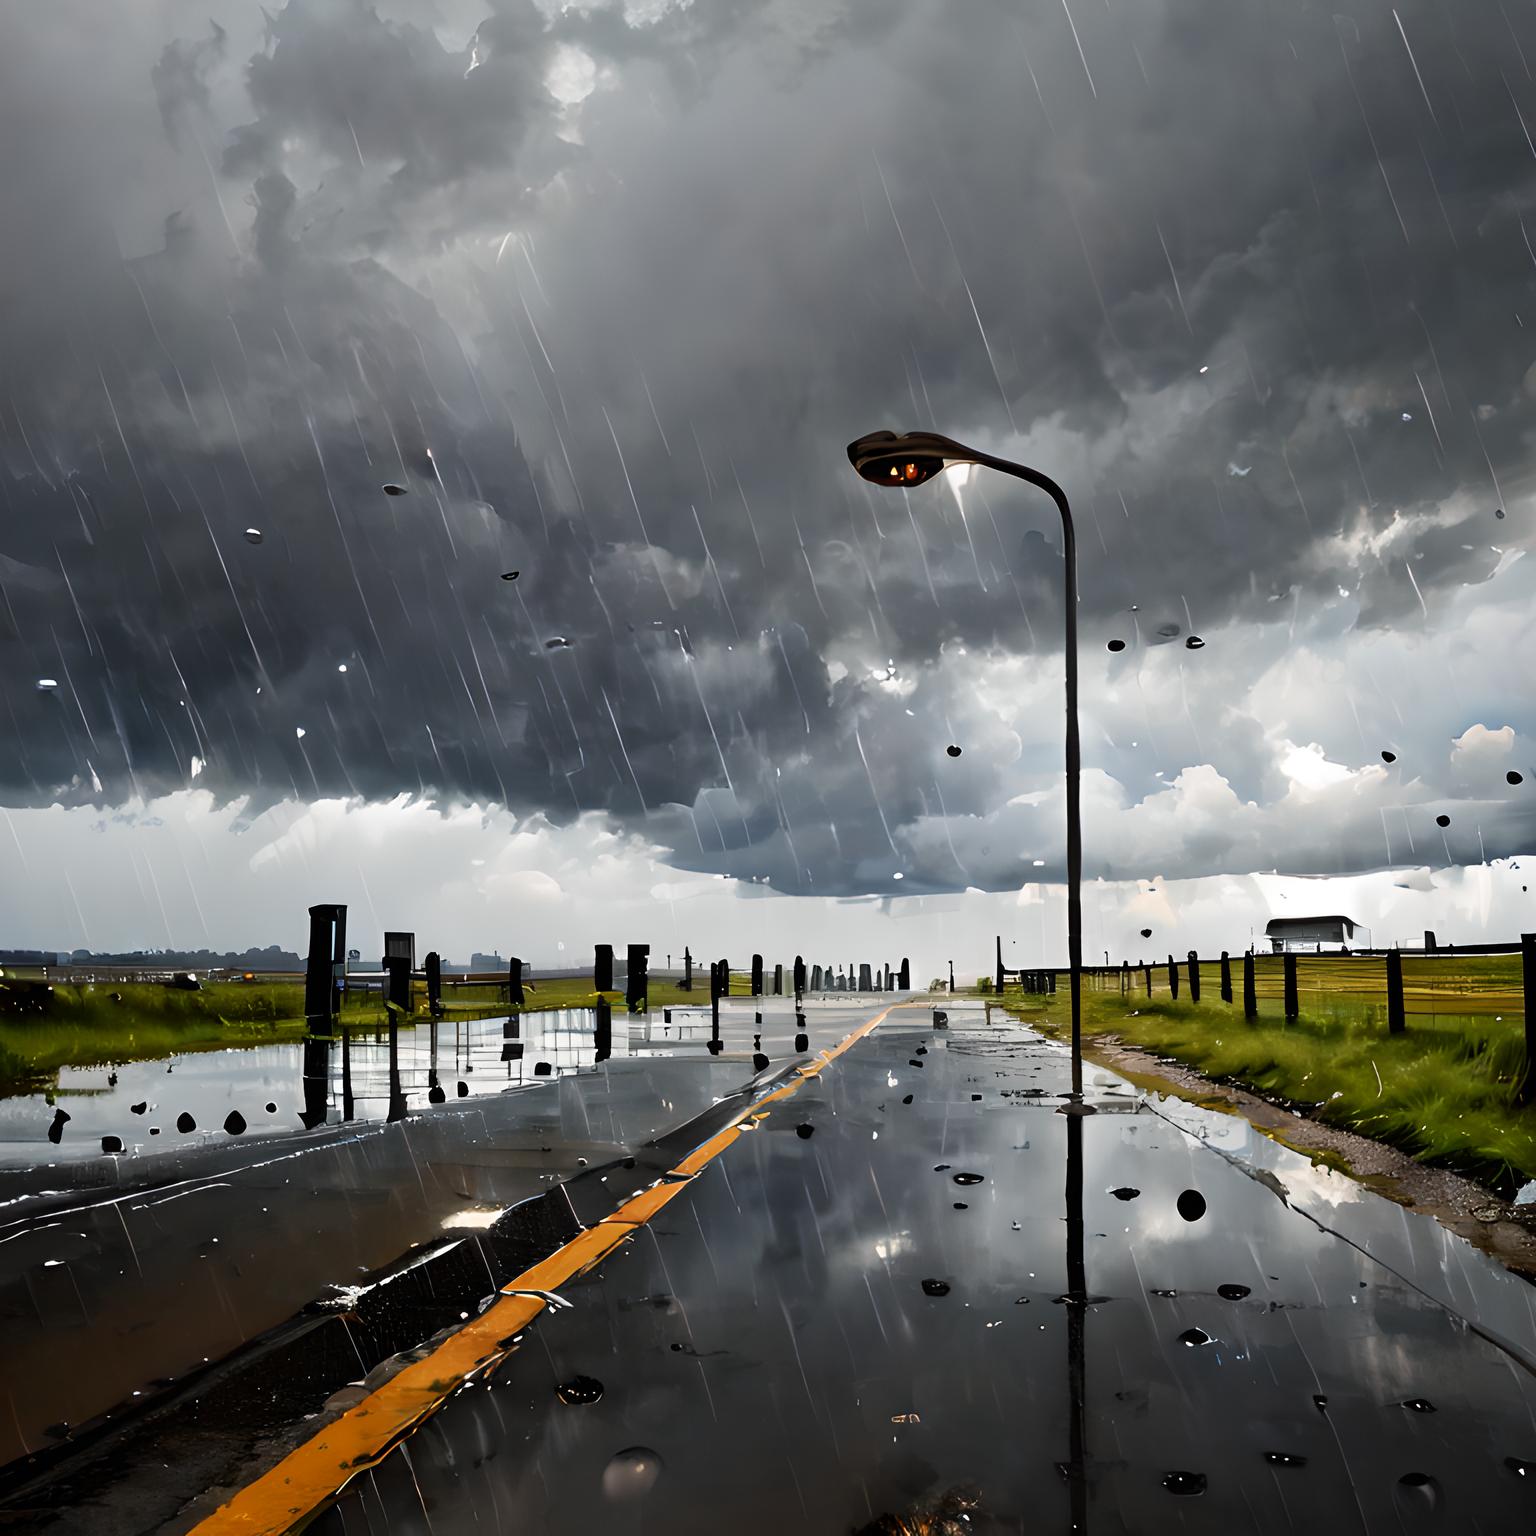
[469,951,503,971]
[1265,915,1369,953]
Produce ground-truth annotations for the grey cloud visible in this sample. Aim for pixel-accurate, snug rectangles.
[3,0,1536,896]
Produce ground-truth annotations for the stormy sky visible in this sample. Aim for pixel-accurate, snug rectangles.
[2,0,1535,963]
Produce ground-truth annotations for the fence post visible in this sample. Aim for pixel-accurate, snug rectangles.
[773,963,783,995]
[1144,964,1152,998]
[682,946,693,992]
[594,943,614,993]
[1243,950,1257,1019]
[1167,955,1179,1000]
[1219,951,1232,1004]
[794,955,807,997]
[1284,951,1299,1021]
[1386,948,1405,1035]
[382,954,411,1014]
[1187,950,1200,1003]
[425,951,442,1014]
[626,943,649,1014]
[709,960,724,1053]
[507,956,525,1007]
[595,996,612,1062]
[1520,934,1536,1106]
[899,958,910,990]
[751,954,764,996]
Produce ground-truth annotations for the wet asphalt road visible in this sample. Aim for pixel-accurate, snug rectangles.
[296,1003,1536,1536]
[0,999,848,1471]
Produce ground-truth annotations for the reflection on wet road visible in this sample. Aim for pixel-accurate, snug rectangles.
[302,1006,1536,1535]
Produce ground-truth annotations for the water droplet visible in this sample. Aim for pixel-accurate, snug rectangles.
[428,1085,446,1104]
[1162,1471,1206,1496]
[795,1123,815,1139]
[1506,1457,1533,1477]
[223,1110,247,1136]
[1264,1452,1307,1467]
[265,1102,277,1113]
[921,1279,951,1297]
[1401,1398,1436,1413]
[1176,1189,1206,1222]
[946,744,962,757]
[130,1101,147,1115]
[1217,1283,1250,1300]
[901,1094,913,1104]
[1313,1394,1328,1412]
[500,570,520,581]
[1150,1289,1178,1299]
[1178,1327,1213,1347]
[1508,770,1524,786]
[1110,1187,1140,1200]
[1436,814,1451,828]
[555,1375,604,1406]
[1184,635,1205,650]
[176,1112,196,1134]
[1381,750,1397,763]
[1107,639,1126,652]
[953,1201,969,1210]
[545,636,571,650]
[953,1172,984,1186]
[934,1164,951,1172]
[242,527,264,545]
[35,678,58,692]
[382,483,407,496]
[1496,507,1507,518]
[1395,1472,1439,1509]
[457,1080,470,1097]
[101,1135,124,1154]
[602,1446,662,1500]
[1140,928,1152,938]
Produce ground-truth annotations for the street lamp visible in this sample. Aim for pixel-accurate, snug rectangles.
[847,429,1092,1113]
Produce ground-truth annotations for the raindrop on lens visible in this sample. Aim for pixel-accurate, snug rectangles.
[243,528,263,544]
[602,1447,663,1499]
[1436,814,1451,828]
[1381,750,1397,763]
[1178,1327,1213,1347]
[953,1172,984,1186]
[1217,1283,1250,1300]
[1177,1189,1206,1222]
[1184,635,1205,650]
[382,483,407,496]
[1162,1471,1206,1496]
[555,1375,603,1406]
[921,1279,951,1297]
[1107,639,1126,652]
[176,1112,196,1134]
[946,745,962,757]
[1507,771,1524,786]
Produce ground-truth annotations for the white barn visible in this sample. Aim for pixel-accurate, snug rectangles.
[1265,915,1369,953]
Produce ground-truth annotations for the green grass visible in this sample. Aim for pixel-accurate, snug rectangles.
[994,957,1536,1190]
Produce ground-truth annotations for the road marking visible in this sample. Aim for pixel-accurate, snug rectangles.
[188,1002,899,1535]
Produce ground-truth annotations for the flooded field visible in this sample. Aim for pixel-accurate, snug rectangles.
[0,1007,733,1166]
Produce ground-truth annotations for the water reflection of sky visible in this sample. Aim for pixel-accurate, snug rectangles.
[0,1010,675,1165]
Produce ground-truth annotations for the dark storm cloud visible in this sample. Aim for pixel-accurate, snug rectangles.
[2,0,1535,893]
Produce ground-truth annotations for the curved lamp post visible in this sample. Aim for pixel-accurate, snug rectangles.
[847,429,1092,1113]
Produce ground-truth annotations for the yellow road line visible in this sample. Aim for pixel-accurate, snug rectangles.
[189,1002,898,1535]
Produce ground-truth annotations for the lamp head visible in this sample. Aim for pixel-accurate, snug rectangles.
[846,429,977,489]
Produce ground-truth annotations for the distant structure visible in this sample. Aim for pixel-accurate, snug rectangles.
[469,950,503,971]
[1265,915,1368,953]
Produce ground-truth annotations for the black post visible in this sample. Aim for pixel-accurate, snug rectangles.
[683,946,693,992]
[1063,1109,1088,1527]
[899,958,910,990]
[425,951,442,1014]
[1386,948,1406,1036]
[383,954,411,1014]
[304,904,345,1034]
[626,943,649,1014]
[773,962,783,996]
[1167,956,1179,1000]
[995,935,1005,994]
[1424,930,1437,954]
[1219,951,1232,1004]
[1284,952,1299,1020]
[1187,950,1200,1003]
[1243,949,1257,1019]
[751,954,764,996]
[1520,934,1536,1106]
[386,1019,406,1122]
[709,959,724,1053]
[594,943,614,993]
[793,955,806,997]
[949,960,956,993]
[594,996,612,1062]
[859,962,873,991]
[507,956,524,1007]
[1144,964,1152,998]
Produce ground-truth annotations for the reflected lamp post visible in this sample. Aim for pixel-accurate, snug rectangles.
[847,430,1092,1113]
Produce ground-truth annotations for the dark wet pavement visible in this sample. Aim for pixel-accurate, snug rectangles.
[0,999,852,1472]
[302,1004,1536,1535]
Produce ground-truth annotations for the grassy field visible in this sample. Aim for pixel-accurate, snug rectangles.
[0,969,794,1093]
[993,954,1536,1190]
